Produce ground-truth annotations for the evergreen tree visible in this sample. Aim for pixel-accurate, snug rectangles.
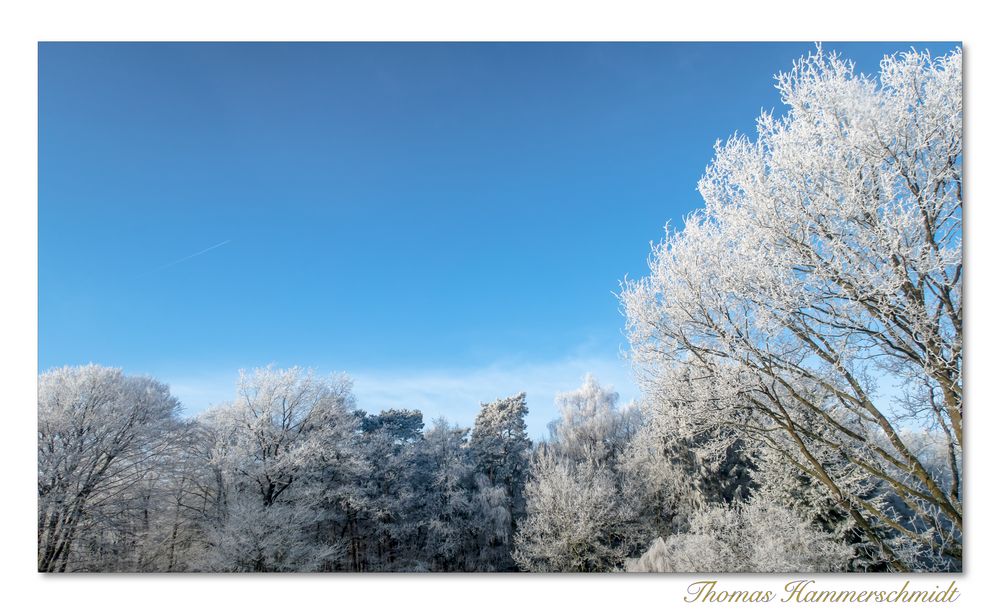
[468,393,531,570]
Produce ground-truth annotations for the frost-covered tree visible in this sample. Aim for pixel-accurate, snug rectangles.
[353,409,425,570]
[548,374,642,465]
[146,422,222,571]
[208,367,359,508]
[196,366,362,571]
[469,393,532,570]
[748,434,892,570]
[514,450,641,571]
[618,411,756,538]
[413,419,479,571]
[515,376,649,571]
[625,498,854,573]
[621,47,962,570]
[38,365,182,572]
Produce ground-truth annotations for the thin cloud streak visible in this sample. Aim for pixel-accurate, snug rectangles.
[143,239,232,275]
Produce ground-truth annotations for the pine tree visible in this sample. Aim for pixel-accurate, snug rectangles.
[468,393,532,570]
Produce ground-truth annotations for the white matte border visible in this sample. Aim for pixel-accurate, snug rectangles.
[2,2,995,613]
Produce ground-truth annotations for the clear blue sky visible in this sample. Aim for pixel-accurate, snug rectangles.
[38,42,959,436]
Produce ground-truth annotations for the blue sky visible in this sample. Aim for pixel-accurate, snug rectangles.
[38,42,959,437]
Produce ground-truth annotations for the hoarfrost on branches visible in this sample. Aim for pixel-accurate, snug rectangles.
[625,498,855,573]
[38,365,182,572]
[620,46,962,571]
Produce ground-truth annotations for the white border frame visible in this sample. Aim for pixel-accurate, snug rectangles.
[3,2,996,613]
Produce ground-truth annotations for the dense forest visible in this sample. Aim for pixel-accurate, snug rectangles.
[35,365,857,572]
[38,46,962,572]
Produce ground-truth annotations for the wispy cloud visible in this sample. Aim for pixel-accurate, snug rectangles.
[143,239,232,275]
[352,355,640,438]
[165,351,641,439]
[167,372,239,415]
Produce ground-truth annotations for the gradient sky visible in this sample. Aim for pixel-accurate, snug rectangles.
[38,41,959,436]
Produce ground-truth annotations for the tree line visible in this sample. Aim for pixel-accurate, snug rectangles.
[37,363,956,572]
[39,365,533,572]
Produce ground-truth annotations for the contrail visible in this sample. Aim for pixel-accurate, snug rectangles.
[144,239,232,275]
